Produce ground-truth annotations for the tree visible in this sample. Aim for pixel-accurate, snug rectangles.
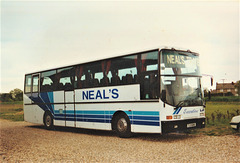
[0,88,23,102]
[0,93,13,102]
[9,88,23,101]
[235,80,240,96]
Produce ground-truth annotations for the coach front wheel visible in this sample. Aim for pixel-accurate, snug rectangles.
[44,111,54,130]
[115,113,132,138]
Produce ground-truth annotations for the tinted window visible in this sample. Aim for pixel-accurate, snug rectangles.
[75,61,109,89]
[51,50,159,100]
[41,70,56,92]
[115,55,137,85]
[139,51,159,99]
[56,67,75,91]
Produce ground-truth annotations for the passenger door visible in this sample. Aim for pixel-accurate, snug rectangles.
[31,74,40,104]
[31,74,41,123]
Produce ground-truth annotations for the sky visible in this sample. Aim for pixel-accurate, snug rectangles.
[1,0,239,93]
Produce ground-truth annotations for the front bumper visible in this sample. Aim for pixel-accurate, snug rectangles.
[161,118,205,134]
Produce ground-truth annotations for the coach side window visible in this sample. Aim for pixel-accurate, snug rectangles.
[114,55,137,85]
[56,67,75,91]
[100,60,111,87]
[82,62,102,88]
[40,70,56,92]
[75,65,84,89]
[139,51,159,99]
[25,75,32,93]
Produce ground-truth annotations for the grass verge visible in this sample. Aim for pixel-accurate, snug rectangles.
[189,101,240,136]
[0,103,24,121]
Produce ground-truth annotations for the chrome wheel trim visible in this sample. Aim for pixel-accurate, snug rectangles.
[45,115,52,127]
[117,118,128,132]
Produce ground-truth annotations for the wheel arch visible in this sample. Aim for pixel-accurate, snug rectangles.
[111,110,130,131]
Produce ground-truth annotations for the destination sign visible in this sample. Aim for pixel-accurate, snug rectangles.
[164,53,198,68]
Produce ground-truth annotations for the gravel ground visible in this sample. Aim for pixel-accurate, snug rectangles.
[1,119,240,162]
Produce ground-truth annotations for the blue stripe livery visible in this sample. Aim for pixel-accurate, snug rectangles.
[40,92,54,113]
[133,111,159,116]
[27,92,160,127]
[54,110,160,126]
[27,92,55,114]
[173,107,182,115]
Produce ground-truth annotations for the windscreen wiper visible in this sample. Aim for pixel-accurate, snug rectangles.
[174,101,184,110]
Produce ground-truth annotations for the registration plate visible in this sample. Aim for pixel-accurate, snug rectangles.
[187,123,196,128]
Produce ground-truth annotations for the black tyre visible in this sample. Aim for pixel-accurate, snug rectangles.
[114,113,132,138]
[44,111,54,130]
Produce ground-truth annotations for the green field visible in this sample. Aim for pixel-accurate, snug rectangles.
[205,102,240,116]
[0,102,24,121]
[0,101,239,135]
[205,96,240,102]
[189,101,240,136]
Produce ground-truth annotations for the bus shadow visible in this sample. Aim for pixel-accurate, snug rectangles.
[132,132,196,142]
[26,125,117,137]
[26,125,195,142]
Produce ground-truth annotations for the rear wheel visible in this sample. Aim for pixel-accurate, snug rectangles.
[114,113,132,138]
[44,111,54,130]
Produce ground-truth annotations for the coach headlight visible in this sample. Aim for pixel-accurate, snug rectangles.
[174,115,181,119]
